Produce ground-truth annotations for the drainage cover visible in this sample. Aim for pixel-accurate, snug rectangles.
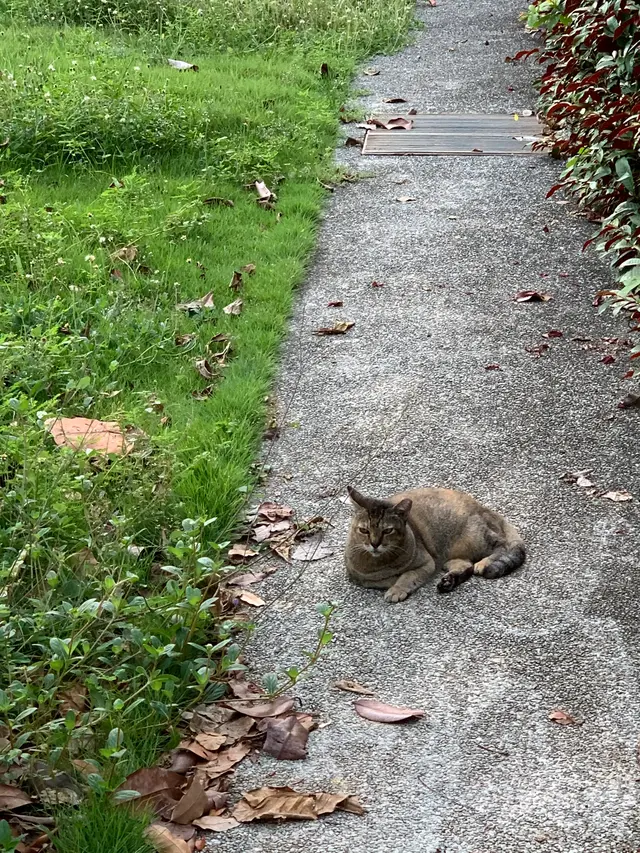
[361,113,546,156]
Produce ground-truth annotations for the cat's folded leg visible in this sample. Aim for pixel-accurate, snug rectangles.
[384,558,434,603]
[437,559,474,593]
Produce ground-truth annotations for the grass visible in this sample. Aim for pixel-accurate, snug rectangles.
[54,796,154,853]
[0,1,415,849]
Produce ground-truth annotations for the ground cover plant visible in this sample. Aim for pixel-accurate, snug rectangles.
[525,0,640,365]
[0,1,414,849]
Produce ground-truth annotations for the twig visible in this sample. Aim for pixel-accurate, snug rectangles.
[473,741,510,758]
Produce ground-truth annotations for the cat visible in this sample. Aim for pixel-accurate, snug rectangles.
[345,486,525,603]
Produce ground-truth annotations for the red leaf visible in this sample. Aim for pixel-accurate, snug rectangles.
[485,363,501,370]
[549,709,582,726]
[543,330,563,338]
[601,355,616,365]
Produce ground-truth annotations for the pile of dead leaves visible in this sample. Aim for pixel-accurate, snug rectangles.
[113,679,363,849]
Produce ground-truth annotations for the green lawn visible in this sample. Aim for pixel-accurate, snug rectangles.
[0,3,414,848]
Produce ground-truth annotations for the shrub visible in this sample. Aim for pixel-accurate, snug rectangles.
[528,0,640,361]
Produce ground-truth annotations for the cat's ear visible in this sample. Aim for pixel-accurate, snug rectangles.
[393,498,412,517]
[347,486,375,511]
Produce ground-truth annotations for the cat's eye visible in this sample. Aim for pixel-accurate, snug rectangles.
[383,527,395,535]
[358,526,369,535]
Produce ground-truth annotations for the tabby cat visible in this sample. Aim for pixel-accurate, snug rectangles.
[345,486,525,603]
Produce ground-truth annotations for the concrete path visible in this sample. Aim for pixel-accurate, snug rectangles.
[210,2,640,851]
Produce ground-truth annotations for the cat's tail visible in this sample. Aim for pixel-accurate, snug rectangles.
[474,523,525,580]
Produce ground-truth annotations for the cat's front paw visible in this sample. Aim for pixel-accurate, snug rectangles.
[437,573,456,593]
[384,586,408,604]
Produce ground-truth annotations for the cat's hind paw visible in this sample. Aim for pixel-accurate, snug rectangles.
[436,573,457,593]
[384,586,409,604]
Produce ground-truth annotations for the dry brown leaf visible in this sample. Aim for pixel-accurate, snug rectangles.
[543,329,563,338]
[224,696,295,719]
[313,321,355,336]
[0,784,32,810]
[177,291,215,314]
[383,97,408,103]
[59,684,88,714]
[111,245,138,263]
[45,417,139,456]
[194,359,216,380]
[193,743,251,781]
[618,392,640,410]
[192,385,214,401]
[234,590,266,607]
[262,716,309,761]
[354,698,425,723]
[215,715,256,743]
[170,778,208,825]
[167,59,199,72]
[395,196,416,203]
[145,824,190,853]
[229,271,243,291]
[602,490,633,502]
[233,786,365,823]
[228,570,268,587]
[240,263,256,275]
[227,544,258,563]
[291,536,333,562]
[368,116,412,131]
[192,816,239,832]
[223,299,243,316]
[175,333,196,347]
[513,290,552,303]
[548,709,582,726]
[255,181,275,203]
[252,519,292,542]
[327,300,343,307]
[194,732,226,752]
[253,502,293,522]
[363,67,380,76]
[116,768,185,803]
[334,680,375,696]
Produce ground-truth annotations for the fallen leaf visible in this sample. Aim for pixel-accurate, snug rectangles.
[175,333,196,347]
[600,354,616,365]
[602,490,633,502]
[203,197,234,207]
[354,698,425,723]
[0,784,32,811]
[228,544,259,562]
[253,502,294,522]
[262,716,309,760]
[170,779,208,825]
[543,330,563,338]
[110,245,138,263]
[214,715,256,743]
[193,743,251,781]
[192,386,214,400]
[229,570,268,587]
[548,709,582,726]
[543,224,550,234]
[45,417,139,456]
[192,816,239,832]
[334,680,375,696]
[194,359,216,380]
[240,263,256,275]
[327,300,343,308]
[229,271,242,291]
[484,363,501,370]
[233,590,266,607]
[224,697,295,718]
[383,97,408,103]
[255,181,275,203]
[395,196,416,203]
[116,769,185,800]
[194,732,226,752]
[233,786,365,823]
[344,137,362,147]
[291,536,333,562]
[145,824,190,853]
[371,280,384,288]
[514,290,552,303]
[363,67,380,76]
[167,59,199,72]
[575,475,594,488]
[313,321,355,336]
[59,685,88,714]
[228,677,262,700]
[368,116,412,131]
[618,393,640,409]
[176,292,215,314]
[223,299,243,316]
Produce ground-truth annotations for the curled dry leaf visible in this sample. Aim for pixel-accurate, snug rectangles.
[192,816,239,832]
[203,197,234,207]
[363,67,380,76]
[371,280,384,288]
[224,697,295,719]
[170,778,208,825]
[291,536,333,562]
[232,589,266,607]
[223,299,243,316]
[601,355,616,365]
[314,321,355,336]
[327,300,343,308]
[175,333,196,347]
[192,385,214,400]
[543,330,563,338]
[194,732,226,752]
[514,290,552,303]
[383,97,408,103]
[262,715,309,761]
[548,709,582,726]
[395,196,416,203]
[194,359,216,381]
[45,417,139,456]
[167,59,199,72]
[177,291,215,314]
[240,263,256,275]
[227,544,259,563]
[602,490,633,502]
[229,271,242,291]
[485,363,501,371]
[233,786,365,823]
[145,824,190,853]
[334,679,375,696]
[354,698,425,723]
[255,181,275,203]
[193,743,251,781]
[253,501,293,522]
[229,570,268,587]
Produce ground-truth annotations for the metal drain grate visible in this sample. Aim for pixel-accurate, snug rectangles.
[361,114,546,156]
